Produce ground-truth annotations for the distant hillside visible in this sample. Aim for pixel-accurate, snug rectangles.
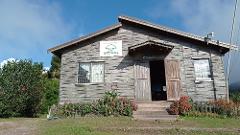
[230,82,240,91]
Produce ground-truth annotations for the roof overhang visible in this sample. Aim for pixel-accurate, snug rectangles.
[48,23,122,56]
[129,40,174,55]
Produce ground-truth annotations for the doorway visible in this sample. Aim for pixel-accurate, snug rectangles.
[150,60,167,101]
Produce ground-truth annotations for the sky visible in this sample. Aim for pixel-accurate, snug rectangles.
[0,0,240,83]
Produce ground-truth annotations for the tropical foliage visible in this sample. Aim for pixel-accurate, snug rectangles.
[0,60,44,117]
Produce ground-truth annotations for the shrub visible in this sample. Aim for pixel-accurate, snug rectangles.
[93,91,136,116]
[0,60,44,117]
[186,111,219,118]
[40,79,59,113]
[168,101,180,115]
[168,96,192,115]
[78,103,93,116]
[209,99,237,117]
[50,90,137,118]
[230,91,240,103]
[185,99,240,118]
[179,96,192,114]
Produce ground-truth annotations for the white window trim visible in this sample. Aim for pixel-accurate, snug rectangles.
[77,61,105,84]
[192,58,213,82]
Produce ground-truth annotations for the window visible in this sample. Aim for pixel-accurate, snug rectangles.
[193,59,211,80]
[78,62,104,83]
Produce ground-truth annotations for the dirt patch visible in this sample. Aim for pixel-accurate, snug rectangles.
[0,119,39,135]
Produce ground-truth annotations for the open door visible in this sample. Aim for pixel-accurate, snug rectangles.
[150,60,167,101]
[165,60,181,100]
[134,61,151,101]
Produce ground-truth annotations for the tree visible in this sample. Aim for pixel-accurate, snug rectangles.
[40,78,59,113]
[0,60,44,117]
[49,55,60,79]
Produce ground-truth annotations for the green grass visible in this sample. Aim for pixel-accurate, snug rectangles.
[180,117,240,128]
[38,116,240,135]
[0,116,239,135]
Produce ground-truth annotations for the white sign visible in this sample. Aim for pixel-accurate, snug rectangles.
[100,40,122,56]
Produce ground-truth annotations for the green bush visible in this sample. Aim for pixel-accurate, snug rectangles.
[93,91,136,116]
[0,60,44,117]
[79,103,93,116]
[50,90,137,118]
[186,111,220,118]
[40,79,59,113]
[230,91,240,103]
[186,99,240,118]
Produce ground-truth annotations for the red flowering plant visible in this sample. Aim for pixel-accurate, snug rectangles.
[168,101,180,115]
[168,96,192,115]
[179,96,192,114]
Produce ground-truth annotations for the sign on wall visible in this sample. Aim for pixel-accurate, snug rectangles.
[100,40,122,56]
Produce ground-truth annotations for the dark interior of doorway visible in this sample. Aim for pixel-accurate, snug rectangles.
[150,60,167,101]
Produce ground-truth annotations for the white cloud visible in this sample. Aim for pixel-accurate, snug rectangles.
[0,0,75,62]
[0,58,15,68]
[43,67,50,74]
[148,0,240,83]
[148,0,238,41]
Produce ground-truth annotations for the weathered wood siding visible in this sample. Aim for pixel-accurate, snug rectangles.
[134,61,151,101]
[165,60,181,100]
[59,24,227,104]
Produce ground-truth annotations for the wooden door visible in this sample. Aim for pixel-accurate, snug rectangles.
[134,61,151,101]
[165,60,181,100]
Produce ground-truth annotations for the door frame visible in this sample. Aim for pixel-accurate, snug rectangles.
[149,60,167,101]
[134,59,181,101]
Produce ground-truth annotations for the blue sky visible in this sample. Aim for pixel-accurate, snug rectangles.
[0,0,239,83]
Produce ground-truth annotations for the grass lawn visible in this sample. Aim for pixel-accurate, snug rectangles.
[0,116,239,135]
[38,116,240,135]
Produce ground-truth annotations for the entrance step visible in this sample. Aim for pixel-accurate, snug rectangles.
[133,111,169,115]
[137,107,167,111]
[133,115,178,121]
[133,101,178,121]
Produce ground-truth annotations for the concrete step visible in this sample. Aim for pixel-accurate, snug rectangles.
[133,111,169,115]
[134,114,176,118]
[137,107,167,111]
[133,101,175,121]
[134,116,178,121]
[136,101,172,108]
[137,101,172,105]
[137,104,170,108]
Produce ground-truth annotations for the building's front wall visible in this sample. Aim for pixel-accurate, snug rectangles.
[59,24,227,104]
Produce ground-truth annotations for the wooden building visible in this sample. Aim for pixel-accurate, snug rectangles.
[49,16,232,104]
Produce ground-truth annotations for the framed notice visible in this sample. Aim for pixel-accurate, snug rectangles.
[100,40,122,56]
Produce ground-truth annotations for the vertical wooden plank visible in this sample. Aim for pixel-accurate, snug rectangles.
[134,61,151,101]
[165,60,181,100]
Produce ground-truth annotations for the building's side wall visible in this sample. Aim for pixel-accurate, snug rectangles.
[59,24,227,104]
[180,43,227,101]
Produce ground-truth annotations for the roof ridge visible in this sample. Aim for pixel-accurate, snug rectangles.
[118,15,237,50]
[118,15,204,40]
[49,15,238,56]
